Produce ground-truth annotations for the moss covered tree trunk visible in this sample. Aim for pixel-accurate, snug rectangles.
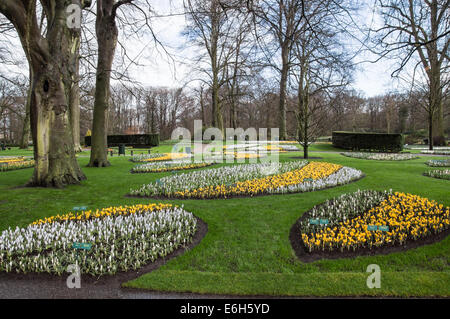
[0,0,87,187]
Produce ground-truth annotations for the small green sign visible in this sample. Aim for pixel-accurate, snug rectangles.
[72,242,92,250]
[378,225,389,232]
[367,225,378,231]
[304,178,313,182]
[73,206,87,211]
[320,219,329,225]
[309,219,320,225]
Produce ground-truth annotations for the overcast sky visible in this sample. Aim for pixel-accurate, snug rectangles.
[123,0,403,98]
[0,0,403,98]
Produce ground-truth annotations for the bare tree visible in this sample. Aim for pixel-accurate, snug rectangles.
[371,0,450,149]
[291,0,353,158]
[184,0,246,133]
[88,0,168,166]
[252,0,306,140]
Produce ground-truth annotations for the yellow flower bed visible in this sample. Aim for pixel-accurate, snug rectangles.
[302,192,450,252]
[31,203,173,225]
[141,153,190,162]
[173,162,341,199]
[0,158,34,171]
[0,157,26,163]
[265,145,287,152]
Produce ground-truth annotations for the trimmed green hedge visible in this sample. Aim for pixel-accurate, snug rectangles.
[332,131,403,152]
[85,134,159,148]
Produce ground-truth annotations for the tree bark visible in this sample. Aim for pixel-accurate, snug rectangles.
[428,112,434,150]
[279,46,289,141]
[29,60,86,187]
[88,2,120,167]
[68,34,82,153]
[0,0,86,187]
[19,78,31,149]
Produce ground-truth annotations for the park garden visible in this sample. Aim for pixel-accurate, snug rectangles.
[0,136,449,297]
[0,0,449,300]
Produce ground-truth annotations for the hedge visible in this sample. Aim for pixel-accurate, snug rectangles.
[332,131,403,152]
[85,134,159,148]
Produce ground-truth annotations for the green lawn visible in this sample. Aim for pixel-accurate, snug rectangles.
[0,147,449,297]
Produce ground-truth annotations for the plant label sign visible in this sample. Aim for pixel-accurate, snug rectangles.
[320,219,329,225]
[367,225,378,231]
[309,219,320,225]
[73,206,87,211]
[378,225,389,232]
[72,242,92,250]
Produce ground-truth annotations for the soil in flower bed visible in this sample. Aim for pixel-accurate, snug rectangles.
[0,216,207,298]
[289,207,450,263]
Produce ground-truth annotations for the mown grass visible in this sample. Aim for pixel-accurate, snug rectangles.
[0,146,449,296]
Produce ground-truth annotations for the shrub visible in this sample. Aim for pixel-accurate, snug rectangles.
[85,134,159,147]
[433,136,447,146]
[332,131,403,152]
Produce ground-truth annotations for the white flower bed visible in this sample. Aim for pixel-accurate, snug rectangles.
[298,190,391,234]
[426,159,450,167]
[341,152,418,161]
[405,146,450,150]
[280,145,300,151]
[0,207,197,276]
[424,169,450,180]
[131,160,215,173]
[421,150,450,155]
[131,153,166,162]
[274,167,363,195]
[130,161,308,197]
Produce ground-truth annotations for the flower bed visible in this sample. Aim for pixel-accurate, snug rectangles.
[223,151,265,159]
[341,152,417,161]
[0,203,197,276]
[424,169,450,180]
[131,161,215,173]
[279,144,300,151]
[0,157,34,172]
[425,159,450,167]
[421,150,450,155]
[130,153,190,162]
[129,161,363,199]
[295,191,449,257]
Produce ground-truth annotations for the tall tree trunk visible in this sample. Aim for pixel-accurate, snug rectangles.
[437,100,444,137]
[69,40,82,153]
[279,47,289,140]
[428,112,434,150]
[29,63,86,187]
[89,4,119,167]
[212,73,223,133]
[200,87,206,125]
[19,78,31,149]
